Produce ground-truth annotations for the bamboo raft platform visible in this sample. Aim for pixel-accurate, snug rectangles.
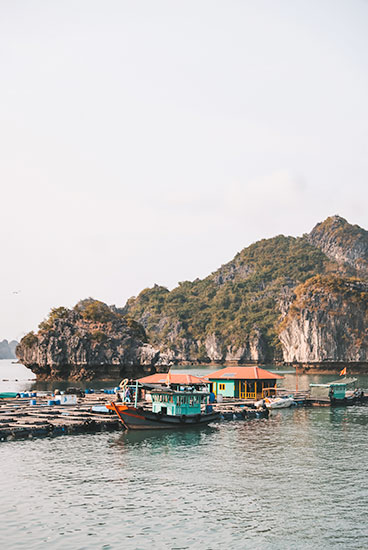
[0,393,122,442]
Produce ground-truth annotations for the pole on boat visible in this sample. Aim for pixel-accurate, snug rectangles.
[295,363,298,393]
[134,380,138,408]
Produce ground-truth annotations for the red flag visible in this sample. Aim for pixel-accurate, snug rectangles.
[340,367,347,376]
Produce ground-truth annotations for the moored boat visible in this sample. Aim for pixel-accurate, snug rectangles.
[265,396,295,409]
[107,388,220,430]
[255,396,295,409]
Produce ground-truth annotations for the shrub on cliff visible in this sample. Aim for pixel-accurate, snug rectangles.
[74,299,119,323]
[90,330,108,343]
[19,331,38,348]
[39,307,70,332]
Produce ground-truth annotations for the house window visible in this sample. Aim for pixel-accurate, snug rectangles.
[219,383,225,390]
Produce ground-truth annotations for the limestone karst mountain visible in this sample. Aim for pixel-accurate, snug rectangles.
[16,299,171,380]
[122,216,368,370]
[17,216,368,378]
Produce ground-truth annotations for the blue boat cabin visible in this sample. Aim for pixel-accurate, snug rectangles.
[151,390,209,416]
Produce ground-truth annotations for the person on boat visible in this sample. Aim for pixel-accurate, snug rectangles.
[206,391,216,413]
[125,387,132,403]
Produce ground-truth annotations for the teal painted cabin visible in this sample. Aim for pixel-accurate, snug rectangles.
[151,390,209,416]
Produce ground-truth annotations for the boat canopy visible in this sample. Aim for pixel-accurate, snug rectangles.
[310,377,357,399]
[328,377,357,386]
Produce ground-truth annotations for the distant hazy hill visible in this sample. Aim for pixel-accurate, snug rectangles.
[122,216,368,369]
[0,339,18,360]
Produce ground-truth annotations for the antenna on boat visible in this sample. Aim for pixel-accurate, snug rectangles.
[134,379,138,408]
[295,363,298,393]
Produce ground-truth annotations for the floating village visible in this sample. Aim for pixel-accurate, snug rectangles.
[0,365,367,441]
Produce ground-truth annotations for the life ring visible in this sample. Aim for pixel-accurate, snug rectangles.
[119,378,129,390]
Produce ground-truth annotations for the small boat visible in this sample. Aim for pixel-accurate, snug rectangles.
[0,392,19,399]
[264,396,295,409]
[107,388,220,430]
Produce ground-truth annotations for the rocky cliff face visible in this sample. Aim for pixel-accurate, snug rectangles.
[279,276,368,366]
[19,217,368,373]
[151,329,267,365]
[122,234,336,365]
[0,339,18,359]
[16,300,171,381]
[122,216,368,369]
[308,215,368,276]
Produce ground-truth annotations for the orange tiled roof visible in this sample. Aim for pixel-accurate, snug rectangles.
[137,373,208,385]
[205,366,283,380]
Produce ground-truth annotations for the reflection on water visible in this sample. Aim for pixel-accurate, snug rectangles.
[0,404,367,548]
[1,360,368,548]
[114,424,218,450]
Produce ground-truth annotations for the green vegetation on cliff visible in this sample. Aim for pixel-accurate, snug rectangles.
[280,274,368,332]
[19,216,368,368]
[16,299,168,381]
[36,299,148,342]
[123,235,344,361]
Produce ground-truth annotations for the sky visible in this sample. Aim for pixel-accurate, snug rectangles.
[1,0,368,340]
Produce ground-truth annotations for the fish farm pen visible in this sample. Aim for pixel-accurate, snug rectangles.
[0,392,122,441]
[0,384,367,442]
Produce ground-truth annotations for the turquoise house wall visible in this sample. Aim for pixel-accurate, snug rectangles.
[214,380,235,397]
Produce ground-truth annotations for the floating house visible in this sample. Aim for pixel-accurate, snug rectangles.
[206,366,284,400]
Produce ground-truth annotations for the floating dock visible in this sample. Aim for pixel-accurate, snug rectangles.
[0,393,121,441]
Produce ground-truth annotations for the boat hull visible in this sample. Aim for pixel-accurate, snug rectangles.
[265,397,295,409]
[108,403,220,430]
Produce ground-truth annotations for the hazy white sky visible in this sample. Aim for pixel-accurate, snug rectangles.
[1,0,368,340]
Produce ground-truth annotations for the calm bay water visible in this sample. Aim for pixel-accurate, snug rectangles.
[1,360,368,549]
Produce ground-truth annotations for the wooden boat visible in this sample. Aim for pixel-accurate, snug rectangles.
[107,388,219,430]
[0,392,19,399]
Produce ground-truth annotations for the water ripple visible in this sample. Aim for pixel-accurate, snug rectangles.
[0,408,368,549]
